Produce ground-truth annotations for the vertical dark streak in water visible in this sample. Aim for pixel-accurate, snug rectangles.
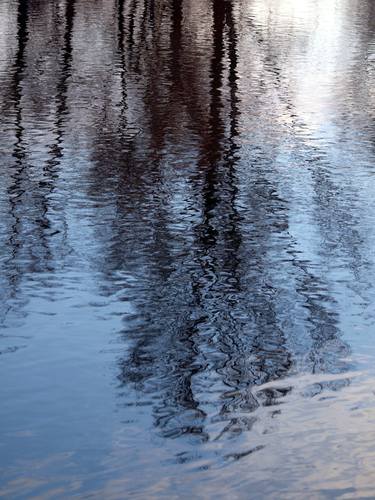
[2,0,76,321]
[190,0,252,425]
[222,0,241,288]
[198,0,225,249]
[118,0,125,49]
[159,0,231,438]
[138,0,154,61]
[150,0,207,440]
[37,0,75,260]
[170,0,182,81]
[127,0,138,70]
[117,0,129,138]
[10,0,29,211]
[214,2,249,405]
[3,0,29,318]
[55,0,75,147]
[222,3,292,400]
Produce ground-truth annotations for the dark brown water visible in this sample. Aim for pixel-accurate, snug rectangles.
[0,0,375,497]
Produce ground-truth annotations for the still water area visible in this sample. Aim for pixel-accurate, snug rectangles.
[0,0,375,497]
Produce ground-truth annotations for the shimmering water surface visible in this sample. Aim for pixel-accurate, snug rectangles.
[0,0,375,497]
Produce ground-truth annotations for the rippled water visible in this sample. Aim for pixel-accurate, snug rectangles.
[0,0,375,497]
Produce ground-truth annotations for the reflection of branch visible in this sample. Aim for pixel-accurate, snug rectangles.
[2,0,76,324]
[41,0,75,223]
[118,0,129,137]
[5,0,30,308]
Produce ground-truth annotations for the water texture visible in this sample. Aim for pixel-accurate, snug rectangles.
[0,0,375,497]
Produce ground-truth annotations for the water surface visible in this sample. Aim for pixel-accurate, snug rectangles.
[0,0,375,497]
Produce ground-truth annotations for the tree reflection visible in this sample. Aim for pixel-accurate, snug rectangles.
[1,0,374,456]
[0,0,74,325]
[101,0,351,444]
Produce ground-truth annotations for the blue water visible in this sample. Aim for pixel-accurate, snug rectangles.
[0,0,375,497]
